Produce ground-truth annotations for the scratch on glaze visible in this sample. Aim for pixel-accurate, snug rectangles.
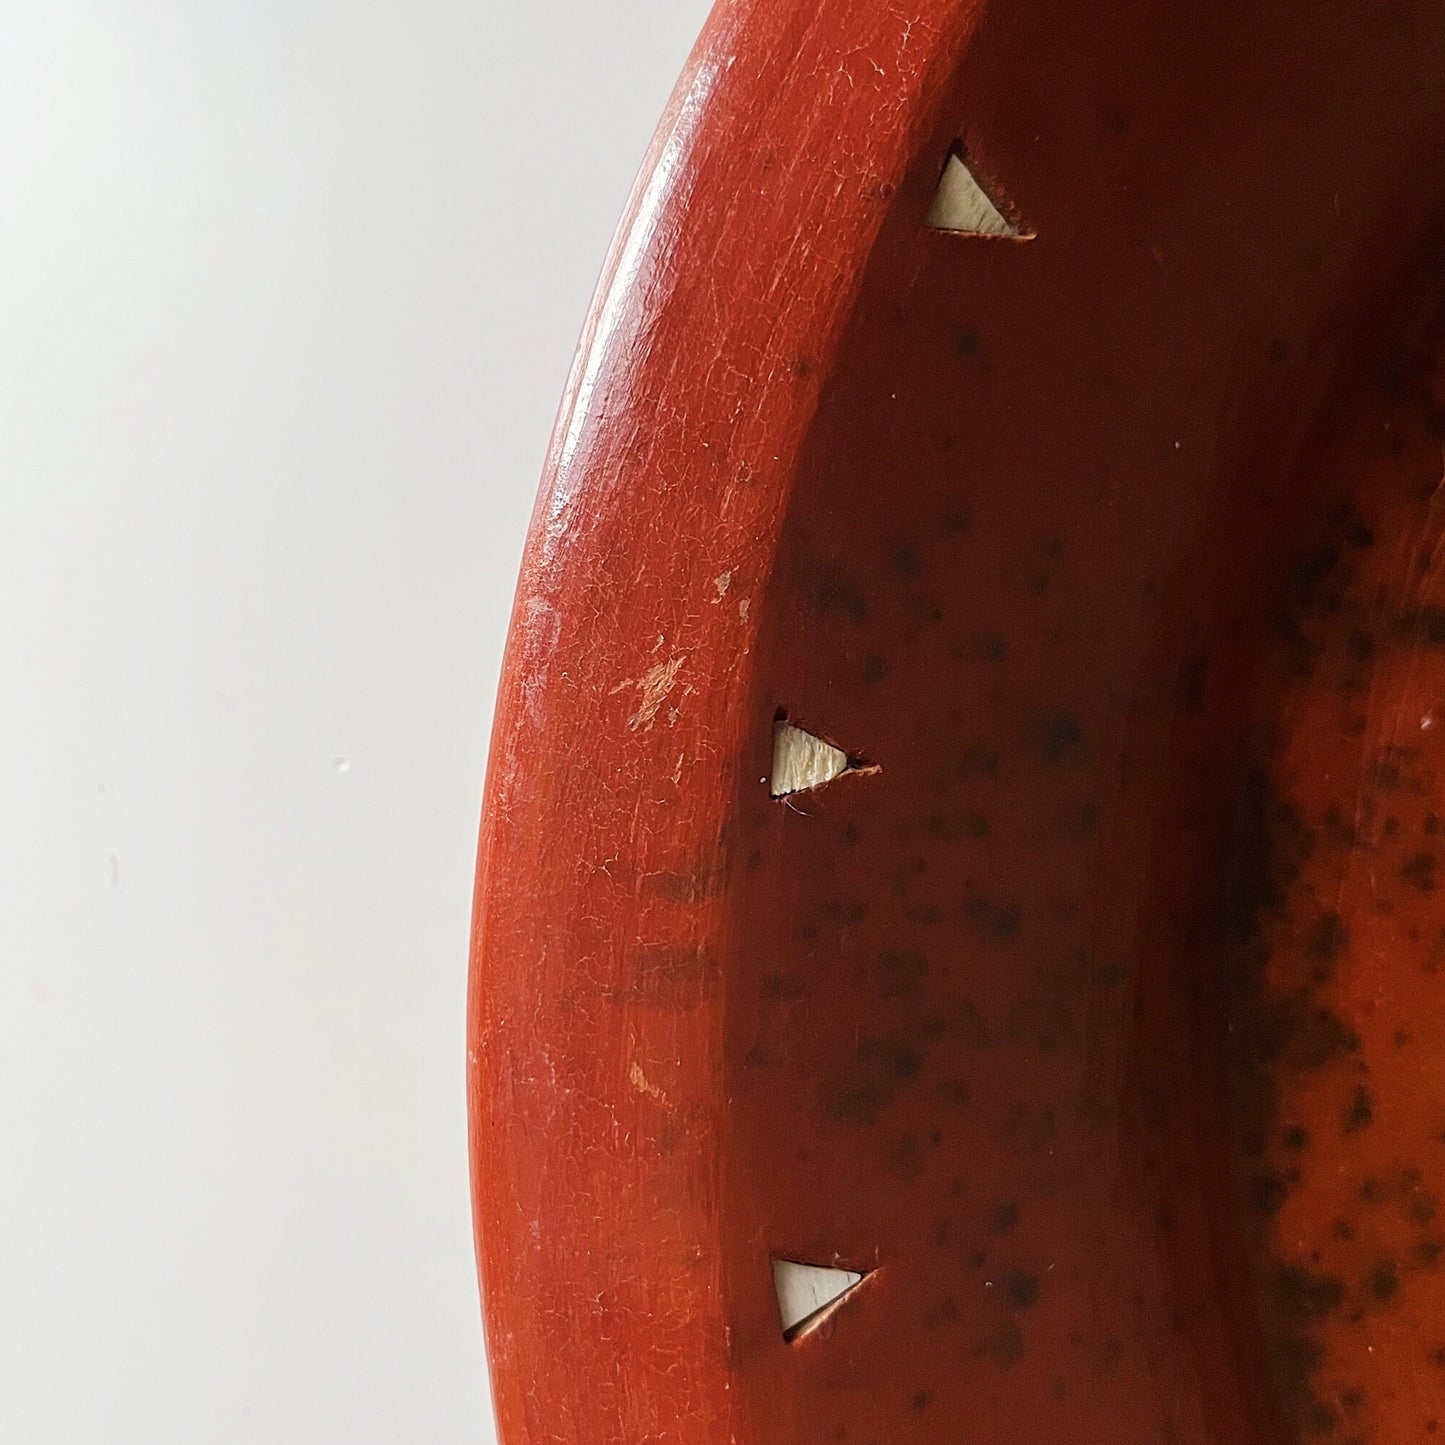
[629,1060,667,1103]
[622,655,686,731]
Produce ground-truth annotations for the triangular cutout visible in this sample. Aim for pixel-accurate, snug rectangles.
[925,151,1026,237]
[770,720,849,798]
[772,1258,865,1340]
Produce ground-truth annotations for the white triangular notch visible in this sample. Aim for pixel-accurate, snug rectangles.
[772,1258,865,1340]
[771,721,849,797]
[926,151,1027,238]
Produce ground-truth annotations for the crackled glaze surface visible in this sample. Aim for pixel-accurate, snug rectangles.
[470,1,1445,1442]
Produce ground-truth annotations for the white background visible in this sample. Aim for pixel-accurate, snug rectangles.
[0,2,711,1439]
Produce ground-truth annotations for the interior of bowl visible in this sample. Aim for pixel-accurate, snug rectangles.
[473,3,1445,1442]
[725,32,1445,1445]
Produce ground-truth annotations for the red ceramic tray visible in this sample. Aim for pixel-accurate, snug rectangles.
[469,3,1445,1441]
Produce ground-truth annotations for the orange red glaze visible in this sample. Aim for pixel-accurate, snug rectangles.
[1225,292,1445,1442]
[470,2,1445,1442]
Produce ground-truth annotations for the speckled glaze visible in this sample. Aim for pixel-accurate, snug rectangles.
[1222,281,1445,1442]
[469,2,1445,1442]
